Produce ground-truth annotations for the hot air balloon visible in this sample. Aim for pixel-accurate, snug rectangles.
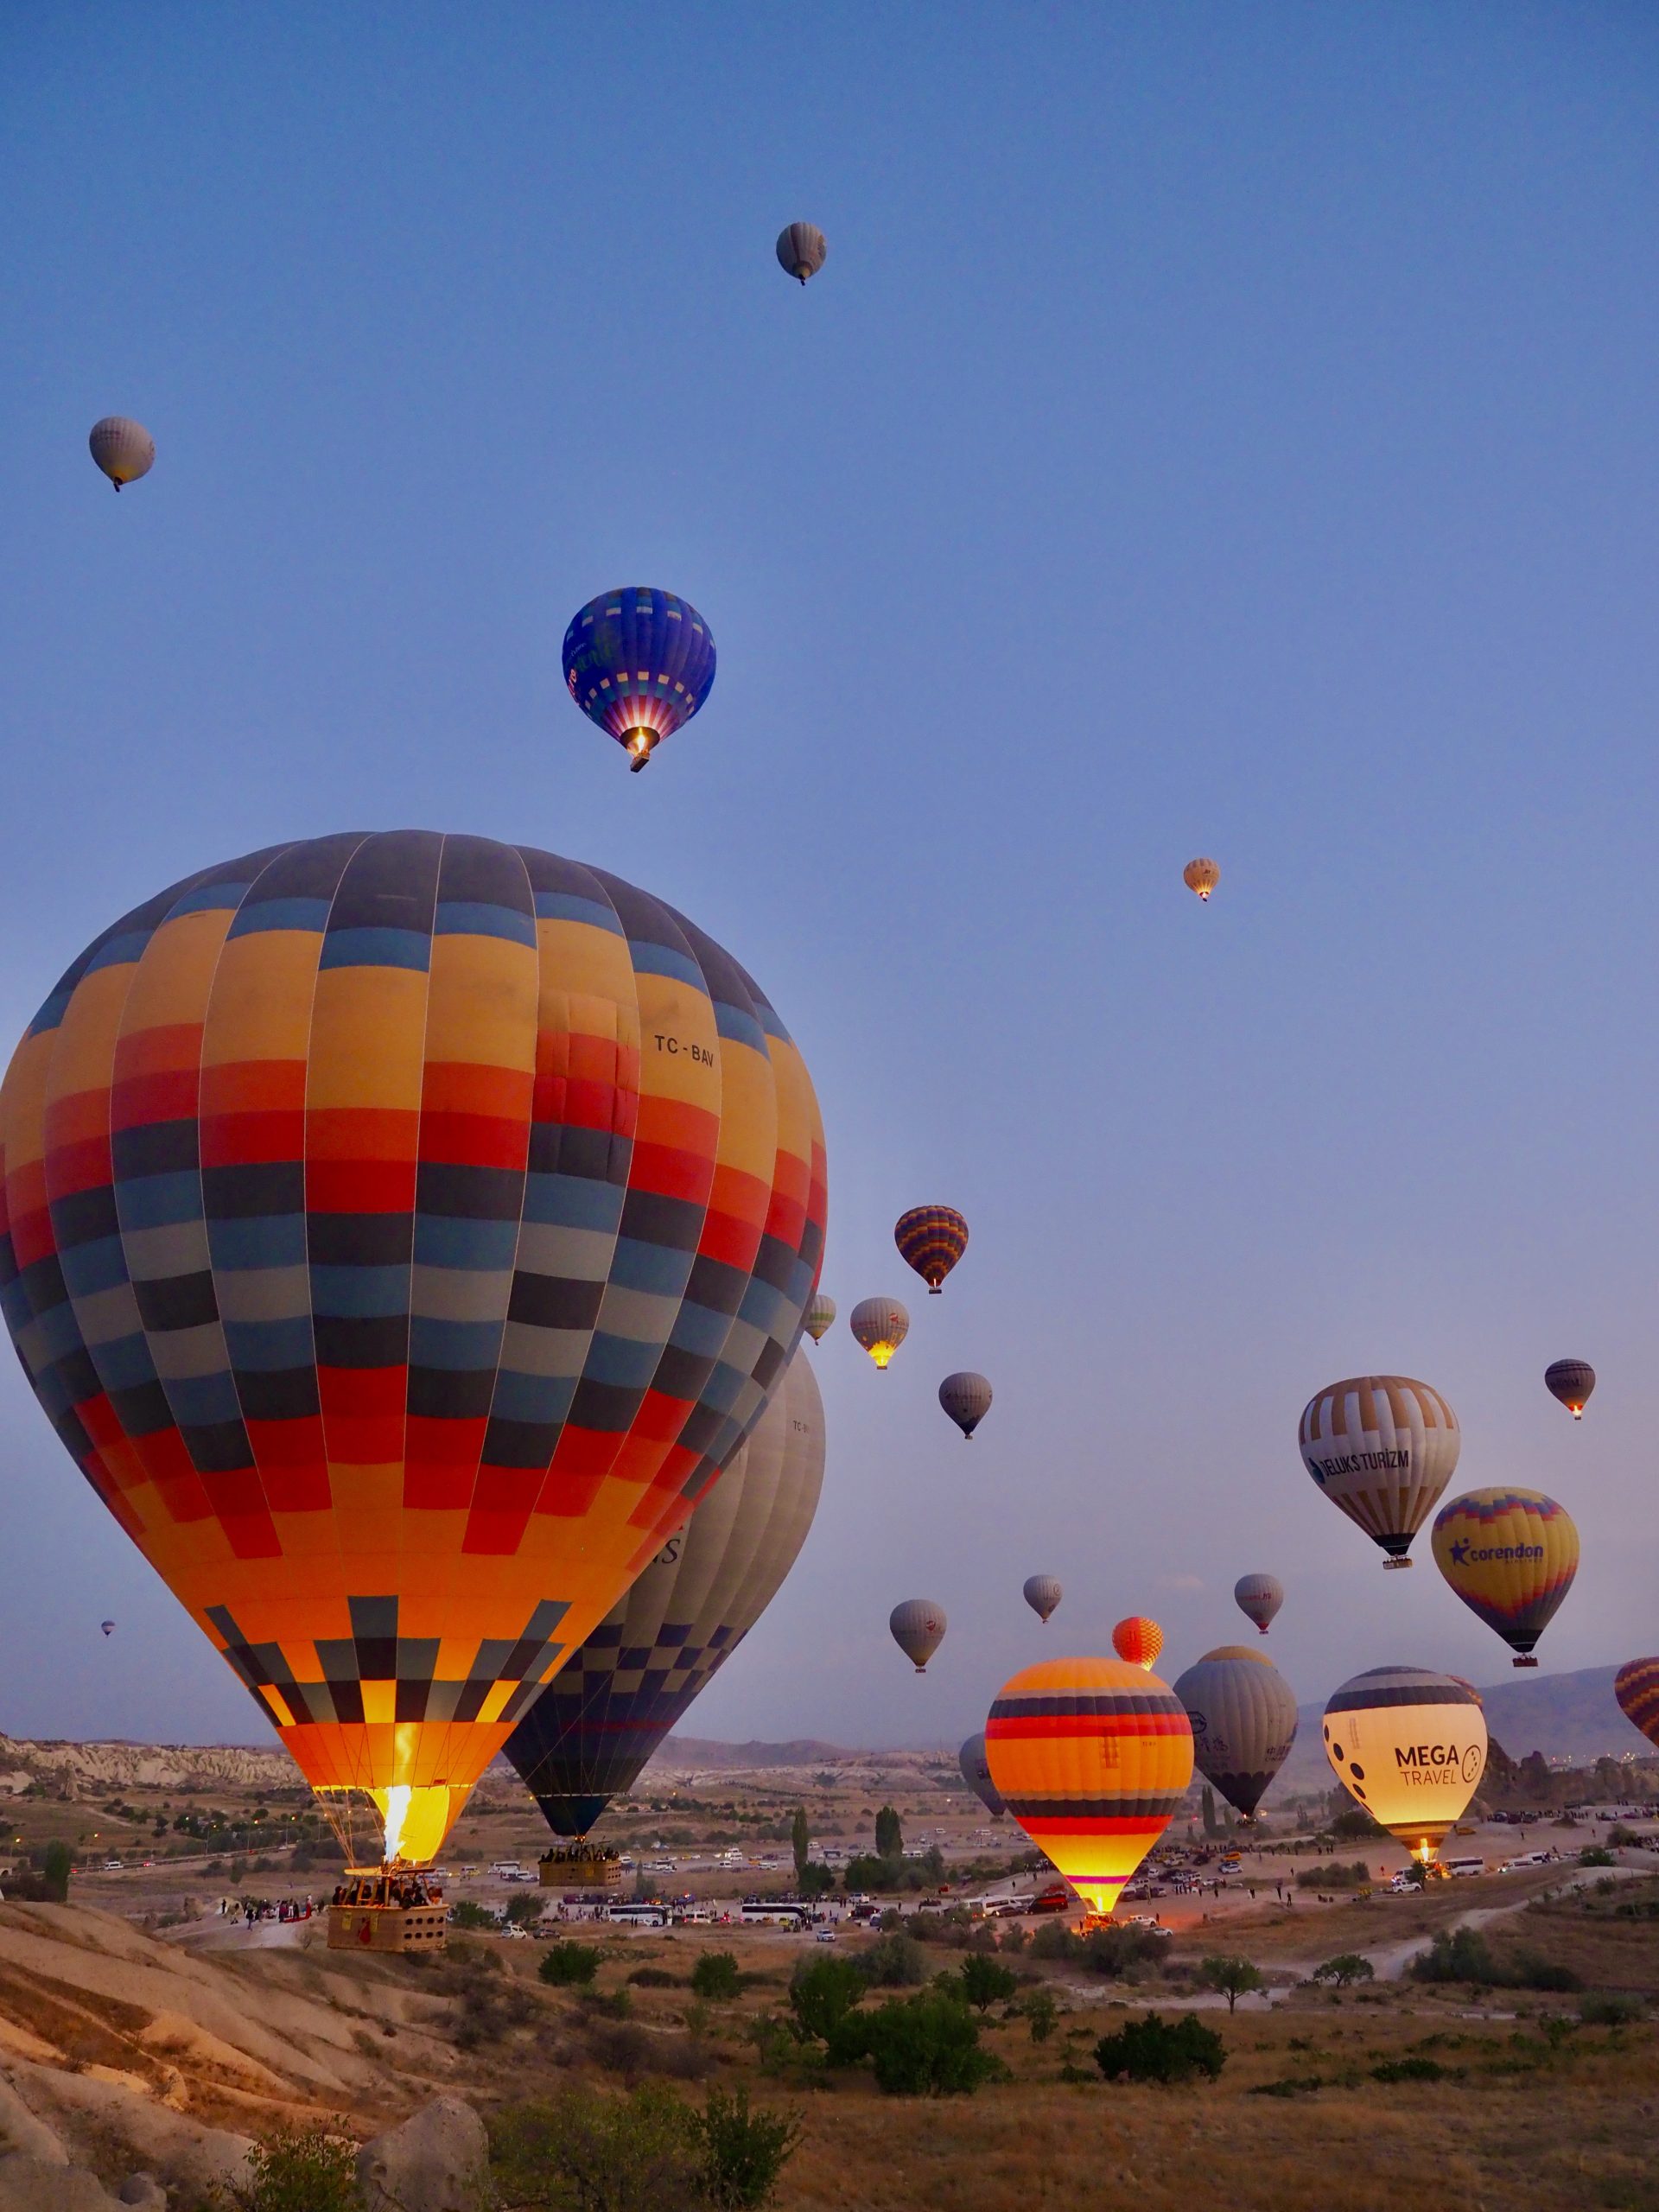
[1299,1375,1459,1567]
[88,417,155,491]
[100,1620,115,1638]
[1431,1489,1579,1669]
[1182,857,1219,902]
[1323,1666,1486,1864]
[1614,1659,1659,1752]
[938,1371,991,1440]
[775,222,827,284]
[804,1292,836,1344]
[958,1732,1006,1819]
[0,832,825,1869]
[893,1206,967,1294]
[890,1599,946,1673]
[985,1656,1193,1919]
[1023,1574,1061,1624]
[850,1297,908,1370]
[1234,1573,1283,1637]
[504,1351,825,1838]
[1173,1646,1298,1820]
[1112,1616,1163,1670]
[1545,1359,1595,1420]
[561,588,716,771]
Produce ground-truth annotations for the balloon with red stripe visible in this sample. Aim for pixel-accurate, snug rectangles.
[1111,1615,1164,1670]
[983,1656,1193,1920]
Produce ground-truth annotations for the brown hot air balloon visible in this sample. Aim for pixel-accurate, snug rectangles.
[1544,1358,1595,1419]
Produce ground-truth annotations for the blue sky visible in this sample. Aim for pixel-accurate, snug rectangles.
[3,3,1658,1748]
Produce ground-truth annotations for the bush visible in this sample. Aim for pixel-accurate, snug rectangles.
[691,1951,743,2002]
[1580,1993,1645,2026]
[486,2086,698,2212]
[1020,1987,1058,2044]
[694,2084,802,2209]
[1580,1847,1615,1868]
[955,1953,1018,2013]
[540,1942,602,1987]
[1313,1954,1375,1988]
[1609,1824,1642,1847]
[1028,1921,1079,1961]
[628,1967,682,1989]
[40,1840,71,1904]
[858,1932,926,1987]
[1197,1956,1263,2013]
[450,1898,498,1931]
[1507,1951,1582,1993]
[583,2019,656,2082]
[789,1955,867,2045]
[1094,2012,1226,2085]
[1295,1860,1372,1891]
[1410,1927,1497,1986]
[1372,2056,1450,2082]
[830,1990,1002,2096]
[215,2124,365,2211]
[504,1891,546,1926]
[1080,1923,1168,1978]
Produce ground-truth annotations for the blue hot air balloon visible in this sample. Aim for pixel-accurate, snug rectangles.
[561,588,716,771]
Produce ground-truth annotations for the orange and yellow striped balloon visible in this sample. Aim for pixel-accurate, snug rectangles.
[984,1656,1192,1918]
[1111,1615,1164,1670]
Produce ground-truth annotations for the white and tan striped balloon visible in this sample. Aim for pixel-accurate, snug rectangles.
[1299,1374,1459,1568]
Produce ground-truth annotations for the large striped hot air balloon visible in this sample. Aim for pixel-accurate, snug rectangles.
[1614,1659,1659,1752]
[1323,1666,1486,1862]
[504,1350,825,1838]
[1299,1374,1459,1567]
[985,1656,1192,1919]
[0,832,824,1866]
[893,1205,968,1294]
[1173,1646,1298,1820]
[562,588,716,771]
[1430,1489,1579,1668]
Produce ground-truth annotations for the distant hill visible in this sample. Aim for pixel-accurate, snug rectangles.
[0,1732,293,1799]
[649,1737,861,1773]
[1278,1664,1640,1788]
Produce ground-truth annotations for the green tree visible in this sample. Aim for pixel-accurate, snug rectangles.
[1313,1953,1375,1988]
[791,1807,810,1883]
[1020,1987,1058,2044]
[1198,1955,1264,2014]
[1409,1927,1497,1986]
[859,1931,926,1986]
[874,1806,903,1861]
[41,1840,71,1903]
[450,1897,497,1931]
[830,1990,1001,2096]
[690,1950,743,2002]
[503,1891,546,1926]
[955,1953,1018,2014]
[214,2125,365,2212]
[486,2086,698,2212]
[694,2085,802,2209]
[789,1955,867,2045]
[1095,2012,1226,2085]
[538,1942,601,1987]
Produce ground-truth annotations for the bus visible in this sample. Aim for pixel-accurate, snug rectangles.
[604,1901,670,1928]
[739,1900,813,1930]
[1444,1857,1486,1878]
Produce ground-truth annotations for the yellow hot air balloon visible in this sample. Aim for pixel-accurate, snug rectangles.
[1182,857,1219,902]
[1430,1488,1579,1669]
[985,1656,1192,1920]
[849,1296,908,1370]
[1322,1666,1486,1865]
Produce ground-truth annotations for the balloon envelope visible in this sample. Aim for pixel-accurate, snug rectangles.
[1544,1358,1595,1418]
[938,1370,991,1440]
[1234,1573,1283,1635]
[100,1620,115,1637]
[1023,1574,1061,1623]
[890,1599,946,1672]
[1299,1375,1459,1567]
[775,222,827,283]
[0,831,824,1865]
[850,1297,908,1370]
[1182,857,1219,901]
[1112,1616,1163,1670]
[1431,1488,1579,1666]
[986,1656,1192,1917]
[1614,1659,1659,1752]
[958,1731,1006,1819]
[893,1205,968,1294]
[1173,1646,1298,1819]
[504,1351,825,1837]
[1323,1666,1487,1859]
[88,416,155,489]
[561,588,715,770]
[803,1292,836,1343]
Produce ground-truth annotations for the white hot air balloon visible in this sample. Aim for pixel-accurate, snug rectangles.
[889,1599,946,1673]
[1299,1375,1459,1568]
[1323,1665,1487,1863]
[775,222,828,283]
[88,416,156,491]
[850,1297,909,1371]
[1233,1573,1283,1636]
[803,1292,836,1344]
[1173,1646,1298,1821]
[1022,1574,1061,1624]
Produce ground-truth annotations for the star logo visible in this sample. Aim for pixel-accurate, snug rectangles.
[1448,1538,1469,1565]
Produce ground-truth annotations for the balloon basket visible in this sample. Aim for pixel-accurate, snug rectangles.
[326,1865,448,1955]
[1513,1656,1540,1669]
[1382,1557,1413,1571]
[540,1847,625,1891]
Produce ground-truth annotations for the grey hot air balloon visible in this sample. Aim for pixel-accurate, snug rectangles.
[88,417,156,491]
[1233,1573,1283,1637]
[776,221,827,284]
[1173,1646,1298,1821]
[804,1292,836,1344]
[1022,1574,1061,1624]
[850,1296,908,1371]
[504,1352,826,1838]
[890,1599,946,1673]
[1544,1358,1595,1419]
[938,1370,992,1440]
[100,1620,115,1638]
[958,1732,1006,1819]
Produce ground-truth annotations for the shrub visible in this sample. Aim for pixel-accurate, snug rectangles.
[1028,1921,1079,1961]
[859,1932,926,1986]
[1410,1927,1497,1986]
[503,1891,546,1926]
[694,2085,802,2209]
[1197,1956,1263,2013]
[40,1840,71,1904]
[214,2124,365,2211]
[627,1967,681,1989]
[1506,1950,1582,1993]
[831,1990,1002,2095]
[1313,1954,1375,1988]
[691,1951,743,2002]
[1295,1860,1371,1891]
[1609,1824,1642,1847]
[1080,1923,1168,1978]
[1580,1847,1615,1868]
[1581,1993,1645,2027]
[1331,1807,1385,1840]
[540,1943,601,1987]
[955,1953,1018,2013]
[1094,2012,1226,2085]
[1372,2056,1450,2082]
[789,1955,867,2045]
[450,1897,498,1931]
[1020,1988,1058,2044]
[584,2019,656,2081]
[486,2086,697,2212]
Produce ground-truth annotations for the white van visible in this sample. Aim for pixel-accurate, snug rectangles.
[1444,1857,1485,1878]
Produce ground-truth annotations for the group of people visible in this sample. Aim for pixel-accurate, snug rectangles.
[216,1894,315,1925]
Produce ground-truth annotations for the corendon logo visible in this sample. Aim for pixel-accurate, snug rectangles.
[1447,1538,1543,1565]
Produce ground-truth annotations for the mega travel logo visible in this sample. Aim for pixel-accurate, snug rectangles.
[1395,1742,1484,1785]
[1446,1538,1543,1565]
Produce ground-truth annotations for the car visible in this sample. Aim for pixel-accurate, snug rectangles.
[813,1927,838,1943]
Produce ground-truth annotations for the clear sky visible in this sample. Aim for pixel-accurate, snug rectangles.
[3,3,1658,1750]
